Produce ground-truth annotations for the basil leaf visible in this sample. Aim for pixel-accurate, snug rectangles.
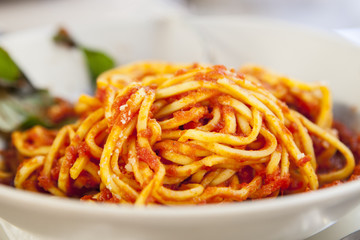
[0,47,21,83]
[0,46,75,134]
[0,90,54,133]
[82,47,115,88]
[20,115,52,130]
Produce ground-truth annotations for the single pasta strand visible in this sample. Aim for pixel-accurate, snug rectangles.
[14,156,44,189]
[293,110,355,183]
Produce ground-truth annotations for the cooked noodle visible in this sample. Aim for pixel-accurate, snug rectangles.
[1,61,356,205]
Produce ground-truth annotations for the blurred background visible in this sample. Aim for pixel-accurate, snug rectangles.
[187,0,360,29]
[0,0,360,32]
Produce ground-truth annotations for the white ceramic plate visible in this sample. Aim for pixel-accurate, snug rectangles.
[1,15,360,240]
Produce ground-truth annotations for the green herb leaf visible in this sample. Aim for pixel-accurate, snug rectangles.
[0,46,75,135]
[82,47,115,88]
[0,47,21,83]
[0,90,54,133]
[20,115,51,130]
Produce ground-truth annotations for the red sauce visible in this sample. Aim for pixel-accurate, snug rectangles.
[322,180,342,188]
[77,142,91,157]
[279,101,290,114]
[200,166,211,172]
[173,109,192,121]
[72,134,81,145]
[47,98,75,124]
[238,166,254,184]
[38,175,53,190]
[173,106,207,123]
[165,165,178,177]
[167,91,191,103]
[183,121,202,129]
[287,96,319,122]
[191,63,199,69]
[214,65,227,73]
[236,72,245,79]
[80,195,94,201]
[27,128,55,146]
[287,122,299,134]
[298,155,311,167]
[222,105,234,115]
[50,164,60,180]
[88,188,120,203]
[114,88,154,127]
[137,146,160,171]
[251,171,290,198]
[138,128,152,139]
[62,146,77,173]
[195,65,227,82]
[280,123,292,137]
[21,178,39,192]
[145,195,155,205]
[98,188,113,201]
[286,178,305,192]
[333,121,360,161]
[318,121,360,186]
[76,172,98,189]
[352,165,360,175]
[108,86,140,126]
[174,68,187,76]
[95,87,107,103]
[212,120,225,133]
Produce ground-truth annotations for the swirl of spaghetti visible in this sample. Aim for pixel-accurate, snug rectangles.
[7,61,356,205]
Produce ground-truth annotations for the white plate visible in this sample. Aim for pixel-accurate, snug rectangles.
[1,15,360,240]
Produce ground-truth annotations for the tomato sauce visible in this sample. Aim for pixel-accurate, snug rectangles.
[38,175,53,191]
[138,128,152,139]
[108,86,139,126]
[95,87,107,103]
[298,155,311,167]
[174,68,187,76]
[195,65,228,82]
[47,98,76,124]
[91,188,120,203]
[77,142,91,158]
[137,145,160,171]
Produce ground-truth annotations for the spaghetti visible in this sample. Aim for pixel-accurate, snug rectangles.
[1,61,357,205]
